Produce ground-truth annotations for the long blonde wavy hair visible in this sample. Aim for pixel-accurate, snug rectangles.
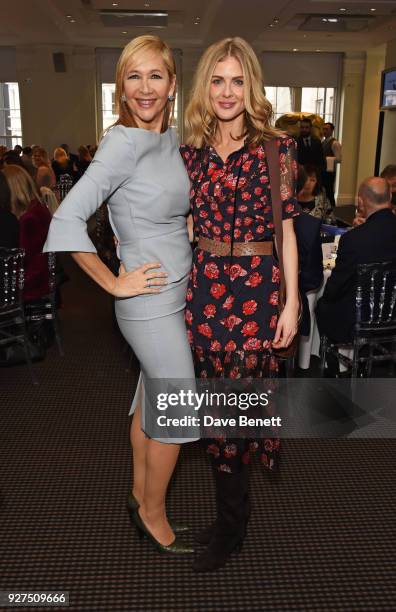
[185,37,282,148]
[112,34,176,133]
[3,164,42,218]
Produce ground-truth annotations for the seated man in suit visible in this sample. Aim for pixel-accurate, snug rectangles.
[316,177,396,344]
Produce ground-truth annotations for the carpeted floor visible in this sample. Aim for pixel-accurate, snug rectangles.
[1,255,395,612]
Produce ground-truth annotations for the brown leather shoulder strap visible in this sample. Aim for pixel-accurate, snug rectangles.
[264,138,285,293]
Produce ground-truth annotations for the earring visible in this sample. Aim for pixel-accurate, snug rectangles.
[121,93,127,102]
[168,94,175,102]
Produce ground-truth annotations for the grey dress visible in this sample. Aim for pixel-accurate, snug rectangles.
[43,125,197,443]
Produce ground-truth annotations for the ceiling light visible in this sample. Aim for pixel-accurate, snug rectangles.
[316,49,321,52]
[328,18,338,23]
[70,19,76,23]
[339,7,347,12]
[273,17,280,24]
[122,31,128,34]
[293,48,298,52]
[66,15,72,18]
[370,7,376,11]
[112,2,118,5]
[144,2,150,7]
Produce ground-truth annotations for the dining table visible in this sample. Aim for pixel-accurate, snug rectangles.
[298,234,353,371]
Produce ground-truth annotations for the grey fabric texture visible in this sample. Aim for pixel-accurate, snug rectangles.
[43,125,192,320]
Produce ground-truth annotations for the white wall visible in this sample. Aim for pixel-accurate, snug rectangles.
[381,38,396,170]
[337,53,366,206]
[17,45,97,153]
[357,44,386,186]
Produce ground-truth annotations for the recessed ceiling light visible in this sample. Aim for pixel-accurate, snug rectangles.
[144,2,150,7]
[269,23,274,28]
[293,48,298,52]
[70,19,76,23]
[370,7,376,11]
[322,18,328,22]
[339,7,347,12]
[328,18,338,23]
[122,31,128,34]
[316,49,321,52]
[112,2,118,5]
[66,15,72,18]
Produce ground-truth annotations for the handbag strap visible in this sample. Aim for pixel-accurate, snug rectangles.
[264,138,286,297]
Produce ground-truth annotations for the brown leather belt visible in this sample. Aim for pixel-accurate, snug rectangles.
[197,236,273,257]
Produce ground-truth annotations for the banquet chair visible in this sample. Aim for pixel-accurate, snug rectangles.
[0,247,37,384]
[24,252,64,357]
[320,260,396,379]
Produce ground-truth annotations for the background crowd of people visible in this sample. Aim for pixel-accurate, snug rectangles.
[0,119,395,370]
[0,142,97,362]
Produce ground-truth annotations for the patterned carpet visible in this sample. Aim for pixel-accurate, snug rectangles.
[1,255,395,612]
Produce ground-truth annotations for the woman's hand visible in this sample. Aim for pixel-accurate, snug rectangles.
[272,301,299,349]
[112,262,168,298]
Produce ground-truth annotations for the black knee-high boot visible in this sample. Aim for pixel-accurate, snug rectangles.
[192,464,250,572]
[195,462,250,545]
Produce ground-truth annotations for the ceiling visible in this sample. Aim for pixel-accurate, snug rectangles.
[1,0,396,52]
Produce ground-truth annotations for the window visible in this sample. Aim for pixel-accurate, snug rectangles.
[102,83,117,131]
[264,85,336,126]
[265,86,293,121]
[101,83,179,132]
[301,87,335,124]
[0,82,22,147]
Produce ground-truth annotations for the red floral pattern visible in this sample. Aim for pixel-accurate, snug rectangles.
[180,136,299,472]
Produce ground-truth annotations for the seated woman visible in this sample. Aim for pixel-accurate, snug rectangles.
[0,171,19,248]
[32,146,57,191]
[294,166,324,336]
[3,165,52,302]
[298,164,331,221]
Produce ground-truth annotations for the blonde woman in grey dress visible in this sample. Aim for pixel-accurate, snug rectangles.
[44,35,196,554]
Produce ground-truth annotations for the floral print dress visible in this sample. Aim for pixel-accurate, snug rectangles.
[180,136,299,472]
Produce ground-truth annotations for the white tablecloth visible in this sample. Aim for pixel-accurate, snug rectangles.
[298,269,331,369]
[298,241,353,370]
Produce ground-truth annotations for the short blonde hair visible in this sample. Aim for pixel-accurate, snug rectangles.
[53,147,68,162]
[185,37,282,148]
[113,34,176,133]
[3,164,41,218]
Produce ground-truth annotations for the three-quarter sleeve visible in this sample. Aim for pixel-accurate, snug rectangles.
[277,136,300,220]
[43,126,135,253]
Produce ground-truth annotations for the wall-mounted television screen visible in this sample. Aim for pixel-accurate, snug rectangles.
[380,67,396,110]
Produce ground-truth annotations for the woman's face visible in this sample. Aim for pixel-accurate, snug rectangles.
[302,174,317,196]
[32,150,44,167]
[123,50,175,131]
[209,56,245,123]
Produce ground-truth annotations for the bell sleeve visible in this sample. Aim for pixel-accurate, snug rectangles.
[43,126,135,253]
